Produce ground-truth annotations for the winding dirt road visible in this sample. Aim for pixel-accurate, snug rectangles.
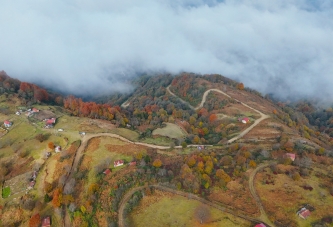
[118,185,273,227]
[62,84,272,226]
[249,163,276,227]
[167,85,270,143]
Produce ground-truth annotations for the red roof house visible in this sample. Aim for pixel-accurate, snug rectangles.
[242,117,250,124]
[114,160,124,167]
[32,108,39,113]
[46,118,56,125]
[298,208,311,219]
[4,120,12,127]
[255,224,266,227]
[42,216,51,227]
[103,169,111,175]
[285,153,296,161]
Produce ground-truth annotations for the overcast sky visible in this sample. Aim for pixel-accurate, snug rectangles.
[1,0,333,100]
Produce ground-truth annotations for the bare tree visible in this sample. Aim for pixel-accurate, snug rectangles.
[260,149,270,159]
[33,163,42,172]
[69,202,76,212]
[58,175,67,187]
[64,178,75,195]
[194,204,211,224]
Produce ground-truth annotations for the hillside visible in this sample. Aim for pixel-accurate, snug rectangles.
[0,72,332,227]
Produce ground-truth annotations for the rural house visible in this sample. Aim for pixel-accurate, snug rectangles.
[32,108,39,113]
[238,117,250,124]
[27,181,35,190]
[297,207,311,219]
[4,120,12,128]
[55,146,61,153]
[242,117,250,124]
[46,118,56,125]
[285,153,296,162]
[42,217,51,227]
[114,160,124,167]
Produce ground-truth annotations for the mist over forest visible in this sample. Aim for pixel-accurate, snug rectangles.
[1,0,332,101]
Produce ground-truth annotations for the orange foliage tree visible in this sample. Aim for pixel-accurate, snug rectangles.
[216,169,231,183]
[152,159,162,168]
[48,142,54,149]
[29,213,41,227]
[249,160,257,168]
[187,156,196,167]
[52,188,62,208]
[209,114,217,122]
[237,83,244,90]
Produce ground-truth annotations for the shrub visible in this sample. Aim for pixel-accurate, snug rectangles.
[2,186,11,198]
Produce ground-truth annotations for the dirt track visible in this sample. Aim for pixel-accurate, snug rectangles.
[166,85,270,143]
[249,163,276,227]
[118,185,273,227]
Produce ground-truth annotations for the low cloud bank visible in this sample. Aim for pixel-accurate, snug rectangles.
[0,0,332,100]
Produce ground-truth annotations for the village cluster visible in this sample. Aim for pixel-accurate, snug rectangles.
[3,107,57,130]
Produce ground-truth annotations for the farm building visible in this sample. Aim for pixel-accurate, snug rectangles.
[285,153,296,161]
[114,160,124,167]
[4,120,12,128]
[297,207,311,219]
[15,111,20,115]
[42,217,51,227]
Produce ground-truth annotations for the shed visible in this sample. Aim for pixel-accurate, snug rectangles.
[297,207,311,219]
[114,160,124,167]
[42,216,51,227]
[103,169,111,175]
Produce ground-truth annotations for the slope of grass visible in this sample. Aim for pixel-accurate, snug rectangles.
[2,186,11,198]
[128,192,252,227]
[152,123,186,139]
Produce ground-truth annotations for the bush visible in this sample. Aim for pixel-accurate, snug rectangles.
[2,186,11,198]
[34,133,50,142]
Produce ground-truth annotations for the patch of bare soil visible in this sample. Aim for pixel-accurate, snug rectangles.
[105,144,147,156]
[208,179,260,216]
[33,110,56,121]
[78,120,101,132]
[85,137,101,153]
[226,89,277,115]
[91,119,116,130]
[243,120,281,140]
[220,103,261,119]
